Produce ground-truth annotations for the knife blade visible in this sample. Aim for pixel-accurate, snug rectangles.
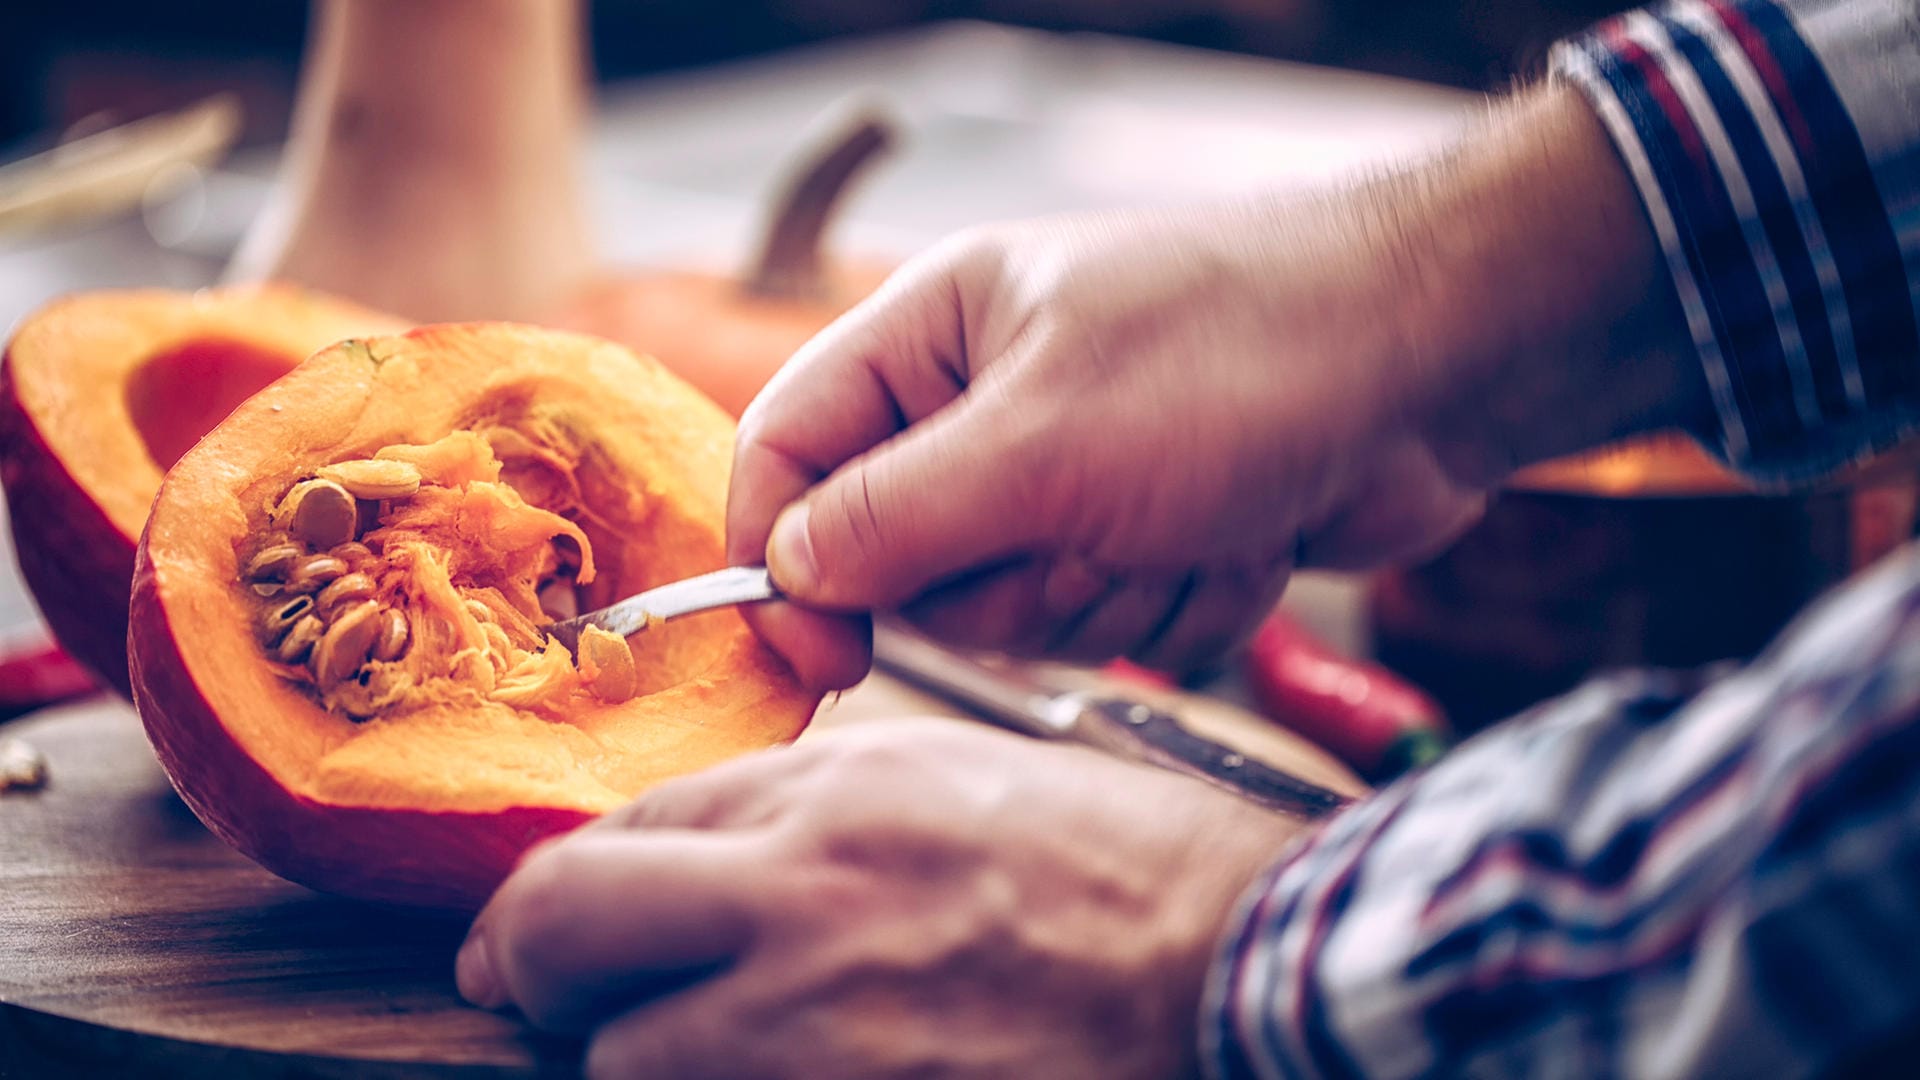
[872,628,1352,820]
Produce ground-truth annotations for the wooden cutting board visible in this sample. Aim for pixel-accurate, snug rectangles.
[0,677,1360,1078]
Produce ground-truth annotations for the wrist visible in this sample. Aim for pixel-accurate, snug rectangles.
[1163,810,1309,1080]
[1388,84,1712,487]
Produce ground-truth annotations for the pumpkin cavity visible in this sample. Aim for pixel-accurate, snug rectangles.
[241,426,640,721]
[124,337,308,471]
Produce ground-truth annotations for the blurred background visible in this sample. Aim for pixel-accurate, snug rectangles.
[0,0,1633,151]
[12,0,1905,757]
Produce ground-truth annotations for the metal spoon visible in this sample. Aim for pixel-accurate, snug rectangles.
[542,565,780,653]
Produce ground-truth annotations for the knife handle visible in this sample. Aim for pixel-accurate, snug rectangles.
[1069,696,1353,820]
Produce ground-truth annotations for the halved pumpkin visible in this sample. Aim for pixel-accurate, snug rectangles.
[0,286,406,695]
[129,323,818,909]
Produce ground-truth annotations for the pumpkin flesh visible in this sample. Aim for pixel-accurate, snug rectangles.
[130,324,818,909]
[0,286,405,694]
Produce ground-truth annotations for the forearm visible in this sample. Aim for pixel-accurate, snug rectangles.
[1332,0,1920,493]
[1390,84,1712,486]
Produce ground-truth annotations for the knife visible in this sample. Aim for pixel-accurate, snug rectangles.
[544,566,1353,820]
[871,628,1353,820]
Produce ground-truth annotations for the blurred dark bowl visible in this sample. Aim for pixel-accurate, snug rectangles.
[1370,434,1920,730]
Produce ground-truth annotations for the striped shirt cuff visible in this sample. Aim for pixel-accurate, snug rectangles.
[1550,0,1920,483]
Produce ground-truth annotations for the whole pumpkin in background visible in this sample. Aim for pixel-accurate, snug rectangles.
[555,112,898,416]
[0,286,405,695]
[129,323,819,910]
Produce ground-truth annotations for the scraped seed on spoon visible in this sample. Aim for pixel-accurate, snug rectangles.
[578,624,638,704]
[274,479,358,548]
[310,601,382,689]
[283,555,348,595]
[371,607,410,662]
[318,458,422,500]
[261,595,316,645]
[314,572,375,618]
[276,614,326,664]
[245,543,306,582]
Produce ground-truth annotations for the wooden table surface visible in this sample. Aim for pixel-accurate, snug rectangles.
[0,673,1359,1079]
[0,21,1438,1077]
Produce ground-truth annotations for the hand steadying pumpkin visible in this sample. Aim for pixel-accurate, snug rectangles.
[727,85,1705,690]
[456,720,1302,1080]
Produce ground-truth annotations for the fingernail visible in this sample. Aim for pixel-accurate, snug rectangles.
[767,503,820,595]
[455,930,504,1009]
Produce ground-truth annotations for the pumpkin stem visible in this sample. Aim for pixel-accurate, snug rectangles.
[745,109,896,301]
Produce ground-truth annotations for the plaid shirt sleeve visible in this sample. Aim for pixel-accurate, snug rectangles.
[1198,5,1920,1074]
[1202,543,1920,1078]
[1553,0,1920,483]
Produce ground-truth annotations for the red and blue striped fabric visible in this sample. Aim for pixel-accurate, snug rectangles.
[1200,9,1920,1072]
[1554,0,1920,481]
[1204,546,1920,1076]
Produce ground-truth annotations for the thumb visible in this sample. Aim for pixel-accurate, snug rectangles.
[765,400,1046,610]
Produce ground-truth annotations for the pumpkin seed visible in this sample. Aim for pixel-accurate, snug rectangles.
[274,479,358,548]
[276,614,326,664]
[0,737,48,792]
[261,595,316,645]
[318,458,422,501]
[310,601,382,689]
[578,625,637,704]
[314,572,376,618]
[371,607,410,662]
[330,541,375,568]
[283,554,349,595]
[464,598,495,625]
[245,542,306,582]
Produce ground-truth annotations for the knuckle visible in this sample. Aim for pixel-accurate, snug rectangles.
[491,846,587,994]
[584,1024,657,1080]
[927,224,1005,276]
[813,736,903,788]
[607,772,716,831]
[732,398,774,457]
[809,467,892,580]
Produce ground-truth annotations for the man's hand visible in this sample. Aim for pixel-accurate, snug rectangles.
[455,721,1303,1080]
[729,86,1705,689]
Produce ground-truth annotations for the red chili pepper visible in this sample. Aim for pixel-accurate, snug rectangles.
[1243,610,1450,782]
[0,640,99,720]
[1102,657,1178,690]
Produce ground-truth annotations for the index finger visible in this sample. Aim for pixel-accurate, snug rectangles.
[726,246,977,687]
[459,831,768,1032]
